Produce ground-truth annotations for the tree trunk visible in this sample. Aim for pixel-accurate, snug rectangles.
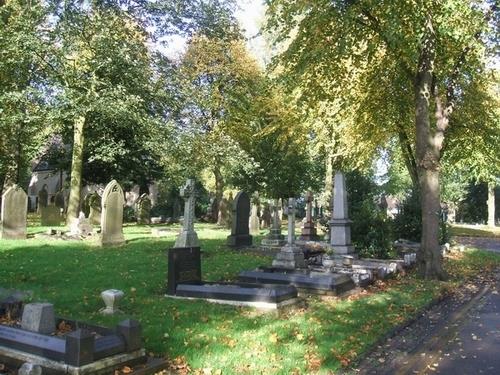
[66,115,86,224]
[213,164,224,222]
[414,17,446,280]
[487,182,496,227]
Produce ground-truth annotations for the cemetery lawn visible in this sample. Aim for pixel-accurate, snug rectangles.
[450,223,500,238]
[1,224,500,374]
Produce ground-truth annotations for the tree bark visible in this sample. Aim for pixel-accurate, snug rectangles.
[414,17,446,280]
[213,164,224,222]
[66,115,86,224]
[487,182,496,227]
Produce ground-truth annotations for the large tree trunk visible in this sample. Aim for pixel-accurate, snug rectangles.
[66,115,86,224]
[213,164,224,222]
[487,182,496,227]
[414,17,446,280]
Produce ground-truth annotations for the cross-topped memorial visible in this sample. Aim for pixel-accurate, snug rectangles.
[174,179,199,248]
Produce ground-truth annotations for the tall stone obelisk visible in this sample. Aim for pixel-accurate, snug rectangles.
[329,172,355,254]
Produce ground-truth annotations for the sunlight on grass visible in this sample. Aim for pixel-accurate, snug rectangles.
[1,224,499,373]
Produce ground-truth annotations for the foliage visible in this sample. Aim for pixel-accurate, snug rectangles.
[457,182,500,223]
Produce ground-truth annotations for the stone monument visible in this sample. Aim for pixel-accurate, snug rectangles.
[1,185,27,239]
[136,193,151,224]
[249,193,260,235]
[299,191,319,241]
[260,199,286,251]
[272,198,305,269]
[37,186,48,212]
[217,197,229,227]
[99,180,125,246]
[227,191,253,247]
[329,172,355,254]
[174,179,199,248]
[40,203,62,226]
[88,192,102,225]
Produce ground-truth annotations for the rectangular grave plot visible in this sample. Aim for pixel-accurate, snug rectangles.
[0,324,65,361]
[167,247,202,295]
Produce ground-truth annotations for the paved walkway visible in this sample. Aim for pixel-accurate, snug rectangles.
[453,236,500,253]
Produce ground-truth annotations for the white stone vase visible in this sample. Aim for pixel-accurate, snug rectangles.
[100,289,124,315]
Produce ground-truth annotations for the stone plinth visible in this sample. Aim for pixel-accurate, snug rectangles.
[329,172,355,254]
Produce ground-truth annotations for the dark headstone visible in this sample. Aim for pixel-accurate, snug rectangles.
[65,329,95,367]
[0,296,23,319]
[37,187,48,211]
[166,247,202,295]
[117,319,142,352]
[227,191,252,248]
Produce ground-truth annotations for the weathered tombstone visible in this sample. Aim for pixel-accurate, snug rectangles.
[88,192,102,225]
[40,204,61,226]
[249,204,260,235]
[21,302,56,334]
[299,191,319,241]
[0,185,27,239]
[99,180,125,246]
[261,201,272,229]
[54,190,65,211]
[272,198,305,269]
[174,179,199,248]
[329,172,355,254]
[136,193,151,224]
[227,191,253,247]
[217,197,230,227]
[260,199,286,251]
[37,186,48,212]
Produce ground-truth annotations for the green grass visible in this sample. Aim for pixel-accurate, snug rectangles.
[1,223,499,374]
[450,223,500,238]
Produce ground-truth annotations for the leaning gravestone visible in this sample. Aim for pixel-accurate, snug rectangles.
[99,180,125,246]
[227,191,253,247]
[1,185,27,239]
[174,179,199,248]
[40,204,61,226]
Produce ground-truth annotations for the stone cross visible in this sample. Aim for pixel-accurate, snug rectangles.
[1,185,27,239]
[287,198,296,245]
[305,191,313,223]
[174,179,199,248]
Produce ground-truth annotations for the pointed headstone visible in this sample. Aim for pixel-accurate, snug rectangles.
[1,185,27,239]
[99,180,125,246]
[174,179,199,248]
[227,191,252,247]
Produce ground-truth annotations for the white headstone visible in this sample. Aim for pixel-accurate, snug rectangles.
[1,185,27,239]
[99,180,125,246]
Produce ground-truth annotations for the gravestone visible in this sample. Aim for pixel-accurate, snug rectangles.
[40,204,61,226]
[260,199,286,251]
[329,172,355,254]
[88,192,102,225]
[54,190,65,211]
[272,198,305,269]
[174,179,199,248]
[99,180,125,246]
[21,303,56,334]
[136,193,151,224]
[1,185,27,239]
[249,203,260,235]
[227,191,253,247]
[166,247,202,295]
[299,191,319,241]
[261,202,272,229]
[37,186,48,212]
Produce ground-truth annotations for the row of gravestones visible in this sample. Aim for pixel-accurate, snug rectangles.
[0,181,127,247]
